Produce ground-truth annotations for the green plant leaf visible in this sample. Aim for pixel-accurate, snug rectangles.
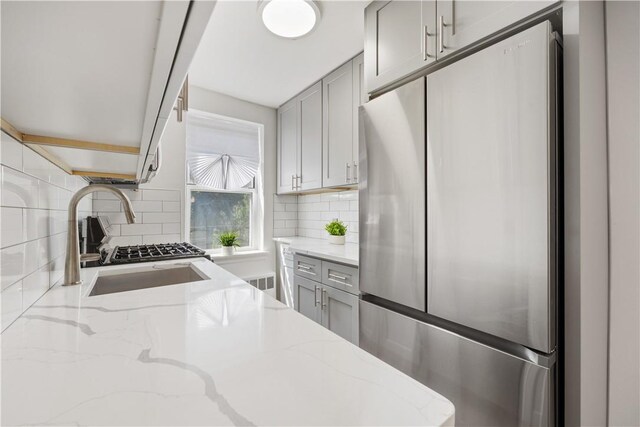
[217,231,240,247]
[324,219,347,236]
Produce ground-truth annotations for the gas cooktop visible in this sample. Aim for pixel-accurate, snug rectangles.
[104,242,208,265]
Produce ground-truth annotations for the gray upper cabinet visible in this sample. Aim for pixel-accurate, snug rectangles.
[298,82,323,191]
[364,0,557,94]
[277,82,323,194]
[436,0,557,59]
[364,1,436,93]
[277,98,299,194]
[320,285,359,345]
[322,60,354,187]
[277,53,364,194]
[351,53,366,183]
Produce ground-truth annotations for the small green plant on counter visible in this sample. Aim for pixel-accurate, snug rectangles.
[325,219,347,236]
[218,231,240,247]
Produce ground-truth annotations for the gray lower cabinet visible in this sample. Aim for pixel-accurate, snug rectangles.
[294,275,321,323]
[293,254,359,345]
[320,285,359,345]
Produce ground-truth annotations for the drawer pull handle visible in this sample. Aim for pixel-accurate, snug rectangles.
[329,273,347,281]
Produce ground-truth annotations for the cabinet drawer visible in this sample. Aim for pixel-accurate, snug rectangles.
[322,261,359,294]
[293,254,322,281]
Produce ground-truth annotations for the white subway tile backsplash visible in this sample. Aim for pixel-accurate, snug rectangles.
[93,199,121,212]
[1,137,92,331]
[1,239,39,291]
[296,190,358,243]
[142,234,181,245]
[95,189,142,201]
[162,201,181,212]
[131,200,163,212]
[1,133,23,171]
[1,207,24,248]
[329,201,350,211]
[93,188,183,247]
[142,189,180,201]
[23,147,52,183]
[1,281,22,330]
[110,235,143,246]
[22,265,49,310]
[120,223,162,236]
[143,212,180,224]
[274,211,296,220]
[49,256,64,288]
[24,209,51,241]
[1,166,39,208]
[162,223,181,234]
[37,181,57,209]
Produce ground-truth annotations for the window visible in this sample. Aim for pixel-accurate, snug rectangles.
[185,111,264,252]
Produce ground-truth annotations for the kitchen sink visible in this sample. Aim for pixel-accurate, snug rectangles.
[89,264,208,296]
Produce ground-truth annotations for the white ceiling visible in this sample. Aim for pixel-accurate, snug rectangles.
[189,0,367,108]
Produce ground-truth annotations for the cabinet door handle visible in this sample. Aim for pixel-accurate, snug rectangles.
[315,286,320,306]
[322,288,327,308]
[291,174,295,191]
[352,162,358,183]
[297,175,301,189]
[346,163,351,182]
[423,25,433,60]
[438,16,445,54]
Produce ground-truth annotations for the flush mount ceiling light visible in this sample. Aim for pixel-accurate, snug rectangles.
[260,0,321,39]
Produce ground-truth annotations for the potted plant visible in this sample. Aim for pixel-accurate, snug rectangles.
[325,219,347,245]
[218,231,240,256]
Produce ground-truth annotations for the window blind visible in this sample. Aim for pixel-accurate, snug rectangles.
[186,111,260,190]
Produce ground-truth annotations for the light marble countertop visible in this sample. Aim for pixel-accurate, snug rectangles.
[273,237,359,266]
[1,259,453,426]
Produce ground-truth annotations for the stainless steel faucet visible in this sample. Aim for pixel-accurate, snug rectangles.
[64,184,136,286]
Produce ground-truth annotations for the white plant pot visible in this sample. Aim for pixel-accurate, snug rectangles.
[221,246,235,256]
[328,235,345,245]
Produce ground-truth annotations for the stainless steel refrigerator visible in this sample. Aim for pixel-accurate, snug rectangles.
[358,21,559,426]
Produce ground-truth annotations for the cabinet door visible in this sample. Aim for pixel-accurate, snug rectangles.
[436,0,557,59]
[320,285,359,345]
[294,276,321,323]
[364,1,436,93]
[323,60,354,187]
[351,53,366,184]
[298,82,323,191]
[277,98,299,194]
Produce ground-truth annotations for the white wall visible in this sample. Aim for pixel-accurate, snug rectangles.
[0,133,93,331]
[604,2,640,425]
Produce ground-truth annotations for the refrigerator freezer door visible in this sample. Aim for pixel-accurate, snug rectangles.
[359,77,426,311]
[360,300,555,426]
[426,22,556,352]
